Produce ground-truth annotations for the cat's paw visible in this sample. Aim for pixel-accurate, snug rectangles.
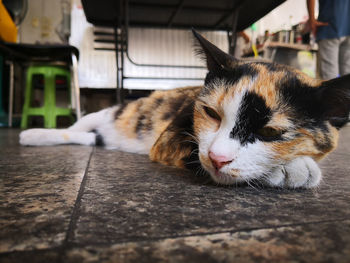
[19,128,51,146]
[265,157,322,188]
[19,129,40,145]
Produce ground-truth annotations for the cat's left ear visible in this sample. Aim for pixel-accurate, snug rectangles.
[192,29,237,72]
[317,74,350,128]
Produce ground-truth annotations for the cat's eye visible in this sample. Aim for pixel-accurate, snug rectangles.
[203,106,221,122]
[255,127,284,141]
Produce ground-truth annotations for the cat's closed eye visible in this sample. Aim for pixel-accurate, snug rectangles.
[203,106,221,122]
[255,127,284,141]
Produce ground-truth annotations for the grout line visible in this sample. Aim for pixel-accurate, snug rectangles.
[65,147,95,242]
[56,147,95,262]
[64,217,350,248]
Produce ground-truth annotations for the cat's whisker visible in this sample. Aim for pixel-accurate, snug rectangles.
[194,166,208,179]
[181,139,198,145]
[186,160,201,165]
[247,181,259,191]
[194,168,201,177]
[252,179,265,190]
[190,148,199,155]
[181,131,199,143]
[242,177,261,191]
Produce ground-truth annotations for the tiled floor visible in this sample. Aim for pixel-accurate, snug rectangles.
[1,128,350,263]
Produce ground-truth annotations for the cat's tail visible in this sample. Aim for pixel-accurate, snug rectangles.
[19,107,114,146]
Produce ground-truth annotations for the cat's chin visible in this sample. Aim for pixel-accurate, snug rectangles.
[209,170,243,185]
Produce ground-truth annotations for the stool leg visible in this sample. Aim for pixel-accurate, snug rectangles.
[44,70,56,128]
[21,69,34,129]
[8,62,14,127]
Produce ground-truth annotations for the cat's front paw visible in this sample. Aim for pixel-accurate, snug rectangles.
[265,157,322,188]
[19,129,40,146]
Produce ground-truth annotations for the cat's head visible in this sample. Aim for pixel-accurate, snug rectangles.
[192,30,350,185]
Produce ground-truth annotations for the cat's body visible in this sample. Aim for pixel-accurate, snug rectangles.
[20,31,350,189]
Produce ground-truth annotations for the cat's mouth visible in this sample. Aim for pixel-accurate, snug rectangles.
[199,154,240,182]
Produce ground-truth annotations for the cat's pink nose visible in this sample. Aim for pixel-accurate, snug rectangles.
[209,151,233,170]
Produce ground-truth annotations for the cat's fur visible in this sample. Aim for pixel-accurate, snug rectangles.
[20,30,350,188]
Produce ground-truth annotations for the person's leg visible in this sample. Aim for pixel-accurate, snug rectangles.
[339,36,350,76]
[318,38,340,79]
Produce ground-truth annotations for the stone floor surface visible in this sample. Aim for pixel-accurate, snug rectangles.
[0,128,350,263]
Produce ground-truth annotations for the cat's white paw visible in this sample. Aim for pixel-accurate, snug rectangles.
[265,157,322,188]
[19,129,43,146]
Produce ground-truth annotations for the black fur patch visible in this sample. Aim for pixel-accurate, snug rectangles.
[135,114,153,136]
[167,101,200,170]
[230,92,272,144]
[168,100,195,132]
[162,112,172,120]
[317,75,350,128]
[162,94,187,120]
[155,98,164,105]
[278,73,350,129]
[136,98,167,135]
[182,149,200,171]
[135,114,146,134]
[314,128,333,152]
[95,134,105,147]
[279,73,325,126]
[279,72,350,127]
[114,104,127,120]
[92,130,105,147]
[203,63,258,95]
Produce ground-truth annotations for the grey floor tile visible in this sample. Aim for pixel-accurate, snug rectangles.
[63,220,350,263]
[1,126,350,262]
[70,145,350,244]
[0,249,59,263]
[0,130,93,253]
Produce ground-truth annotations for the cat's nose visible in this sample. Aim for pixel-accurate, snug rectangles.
[209,151,233,170]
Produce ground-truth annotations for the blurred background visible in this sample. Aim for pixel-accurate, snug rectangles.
[0,0,320,127]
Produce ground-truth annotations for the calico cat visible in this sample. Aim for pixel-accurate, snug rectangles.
[20,30,350,188]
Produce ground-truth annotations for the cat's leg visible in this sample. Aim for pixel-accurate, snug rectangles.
[68,108,111,132]
[19,107,115,146]
[264,157,322,188]
[19,129,96,146]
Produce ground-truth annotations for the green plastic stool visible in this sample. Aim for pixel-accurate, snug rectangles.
[21,65,74,129]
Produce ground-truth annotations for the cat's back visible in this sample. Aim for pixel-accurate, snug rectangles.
[111,86,202,150]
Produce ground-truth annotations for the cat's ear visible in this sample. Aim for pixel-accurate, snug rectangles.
[317,74,350,128]
[192,29,237,72]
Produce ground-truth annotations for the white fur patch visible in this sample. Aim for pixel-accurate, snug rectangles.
[19,107,117,146]
[266,157,322,188]
[19,129,96,146]
[68,107,115,132]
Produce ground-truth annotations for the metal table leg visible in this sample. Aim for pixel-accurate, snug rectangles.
[229,8,239,56]
[71,54,81,119]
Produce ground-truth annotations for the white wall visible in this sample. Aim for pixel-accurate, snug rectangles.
[18,0,66,43]
[70,1,229,89]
